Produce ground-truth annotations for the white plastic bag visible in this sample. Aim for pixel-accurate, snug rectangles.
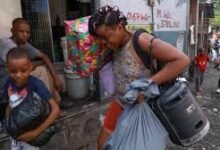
[211,49,217,62]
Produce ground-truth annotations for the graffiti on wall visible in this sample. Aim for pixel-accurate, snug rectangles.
[156,9,180,30]
[154,0,186,31]
[127,12,151,22]
[100,0,152,25]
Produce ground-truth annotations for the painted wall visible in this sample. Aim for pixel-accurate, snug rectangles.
[154,0,187,32]
[100,0,188,52]
[155,31,187,53]
[0,0,22,38]
[153,0,188,52]
[100,0,153,32]
[154,0,188,52]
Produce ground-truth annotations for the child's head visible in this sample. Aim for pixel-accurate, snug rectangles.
[6,47,32,87]
[198,48,206,55]
[88,5,128,49]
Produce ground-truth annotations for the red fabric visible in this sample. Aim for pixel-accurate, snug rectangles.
[195,54,209,72]
[103,100,124,131]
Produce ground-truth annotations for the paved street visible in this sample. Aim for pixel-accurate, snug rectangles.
[167,63,220,150]
[1,63,220,150]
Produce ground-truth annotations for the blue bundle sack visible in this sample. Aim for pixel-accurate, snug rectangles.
[104,102,168,150]
[103,79,168,150]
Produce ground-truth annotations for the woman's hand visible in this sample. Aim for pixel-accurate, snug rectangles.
[137,94,145,104]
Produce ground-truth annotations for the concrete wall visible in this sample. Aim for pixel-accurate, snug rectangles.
[153,0,188,53]
[154,31,187,54]
[99,0,189,53]
[0,0,22,38]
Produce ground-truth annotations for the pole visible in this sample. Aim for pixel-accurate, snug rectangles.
[200,3,205,49]
[195,0,200,56]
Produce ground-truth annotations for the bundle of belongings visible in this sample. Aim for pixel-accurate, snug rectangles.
[64,16,110,77]
[104,78,209,150]
[104,79,168,150]
[3,91,58,147]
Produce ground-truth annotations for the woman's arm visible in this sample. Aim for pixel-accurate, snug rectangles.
[138,33,190,84]
[17,98,60,142]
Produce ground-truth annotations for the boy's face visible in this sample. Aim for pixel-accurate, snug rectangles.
[12,23,31,44]
[7,57,32,87]
[201,49,206,55]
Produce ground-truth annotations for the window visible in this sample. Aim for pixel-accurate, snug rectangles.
[21,0,94,62]
[21,0,54,60]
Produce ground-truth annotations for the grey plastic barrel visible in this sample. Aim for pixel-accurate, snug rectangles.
[65,73,90,99]
[148,82,210,147]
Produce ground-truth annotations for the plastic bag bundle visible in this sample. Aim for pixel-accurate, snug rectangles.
[28,124,59,147]
[4,92,57,147]
[5,92,51,137]
[104,102,168,150]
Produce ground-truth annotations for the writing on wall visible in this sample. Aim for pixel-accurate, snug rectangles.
[154,0,186,31]
[156,8,180,30]
[127,12,151,23]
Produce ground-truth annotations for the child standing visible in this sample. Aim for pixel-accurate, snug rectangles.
[89,5,189,150]
[3,47,60,150]
[194,48,209,96]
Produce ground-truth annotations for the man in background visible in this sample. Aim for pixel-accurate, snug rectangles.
[0,18,63,102]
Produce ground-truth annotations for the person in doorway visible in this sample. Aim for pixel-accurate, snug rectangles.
[0,18,63,102]
[4,47,60,150]
[194,48,209,96]
[88,5,189,150]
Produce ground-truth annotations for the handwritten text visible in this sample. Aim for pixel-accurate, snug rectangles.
[127,12,151,22]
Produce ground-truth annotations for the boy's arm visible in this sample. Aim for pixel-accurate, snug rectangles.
[25,42,63,92]
[17,98,60,142]
[5,104,11,117]
[194,57,197,65]
[37,51,63,92]
[31,60,44,70]
[208,56,210,62]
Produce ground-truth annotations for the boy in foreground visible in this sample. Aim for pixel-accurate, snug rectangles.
[4,47,60,150]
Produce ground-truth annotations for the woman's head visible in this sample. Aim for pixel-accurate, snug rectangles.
[89,5,128,49]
